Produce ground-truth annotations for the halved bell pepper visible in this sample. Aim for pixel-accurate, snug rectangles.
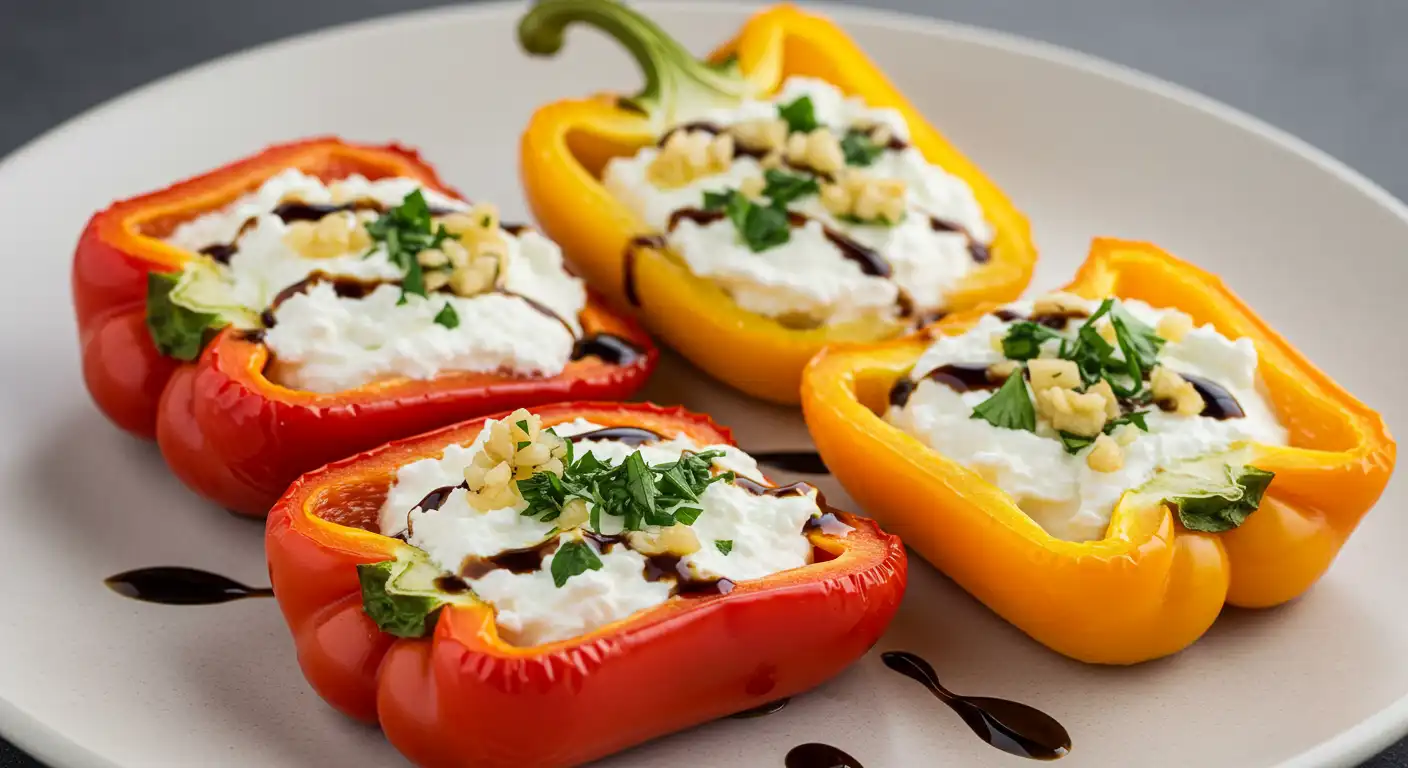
[72,137,658,516]
[801,238,1395,664]
[265,401,907,768]
[519,0,1036,404]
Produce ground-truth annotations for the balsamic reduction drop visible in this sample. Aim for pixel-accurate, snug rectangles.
[571,334,645,365]
[199,242,238,264]
[784,743,865,768]
[881,651,1070,760]
[622,234,666,307]
[1176,373,1246,420]
[104,567,273,605]
[729,698,790,719]
[752,451,829,475]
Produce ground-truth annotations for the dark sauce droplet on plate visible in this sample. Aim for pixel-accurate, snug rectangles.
[104,567,273,605]
[752,451,829,475]
[730,698,790,719]
[881,651,1070,760]
[785,743,865,768]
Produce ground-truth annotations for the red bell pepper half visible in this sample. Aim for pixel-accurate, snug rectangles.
[71,138,656,516]
[265,402,907,768]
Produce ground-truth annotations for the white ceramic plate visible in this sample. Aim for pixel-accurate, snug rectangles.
[1,1,1405,766]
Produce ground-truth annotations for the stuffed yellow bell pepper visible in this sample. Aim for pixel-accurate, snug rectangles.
[519,0,1036,403]
[802,238,1395,664]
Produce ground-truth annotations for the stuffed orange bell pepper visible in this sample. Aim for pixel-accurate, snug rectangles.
[802,238,1394,664]
[73,138,656,516]
[519,0,1035,404]
[266,401,906,768]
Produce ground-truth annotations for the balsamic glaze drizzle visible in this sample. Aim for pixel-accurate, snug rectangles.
[785,743,865,768]
[104,567,273,605]
[881,651,1070,760]
[570,426,662,446]
[1175,373,1246,420]
[888,362,1005,408]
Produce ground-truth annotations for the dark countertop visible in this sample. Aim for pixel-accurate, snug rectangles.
[1,0,1404,766]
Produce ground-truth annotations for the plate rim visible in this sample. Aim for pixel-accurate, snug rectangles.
[2,1,1405,766]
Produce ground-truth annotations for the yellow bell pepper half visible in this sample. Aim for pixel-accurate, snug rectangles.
[519,0,1036,404]
[801,238,1395,664]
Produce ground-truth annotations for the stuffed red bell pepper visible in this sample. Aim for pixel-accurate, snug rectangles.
[72,138,656,516]
[266,401,907,768]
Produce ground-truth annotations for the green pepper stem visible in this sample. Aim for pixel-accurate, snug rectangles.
[518,0,758,128]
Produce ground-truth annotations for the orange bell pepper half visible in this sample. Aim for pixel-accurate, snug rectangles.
[801,238,1395,664]
[72,137,657,516]
[519,0,1036,404]
[266,402,907,768]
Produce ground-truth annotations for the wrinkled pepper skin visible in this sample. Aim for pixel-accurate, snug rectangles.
[801,238,1395,665]
[73,138,458,439]
[521,4,1036,404]
[266,402,907,768]
[73,138,658,516]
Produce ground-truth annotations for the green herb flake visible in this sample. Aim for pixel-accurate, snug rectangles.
[1058,432,1096,454]
[433,302,460,329]
[715,540,734,555]
[145,272,223,361]
[777,95,819,133]
[1106,411,1150,433]
[363,189,453,297]
[551,540,604,588]
[1167,465,1275,533]
[840,129,885,166]
[971,371,1036,432]
[704,188,793,253]
[1002,321,1060,361]
[761,168,819,207]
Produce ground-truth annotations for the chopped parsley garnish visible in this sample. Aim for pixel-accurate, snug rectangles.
[777,95,819,133]
[760,168,819,206]
[840,129,885,166]
[1057,432,1095,453]
[702,188,792,252]
[1001,321,1060,361]
[145,272,222,361]
[1108,303,1165,388]
[550,539,603,587]
[364,189,454,298]
[1055,410,1152,455]
[518,441,734,532]
[715,540,734,555]
[1166,464,1275,533]
[970,371,1036,432]
[433,302,459,329]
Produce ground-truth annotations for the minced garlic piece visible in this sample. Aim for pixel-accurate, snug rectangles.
[821,169,907,223]
[647,130,734,188]
[1157,310,1194,343]
[1033,292,1088,317]
[729,118,788,153]
[987,360,1020,382]
[1151,366,1205,416]
[283,211,365,258]
[430,205,509,298]
[462,409,568,511]
[784,128,845,175]
[1087,379,1122,419]
[1086,434,1124,473]
[1028,359,1081,392]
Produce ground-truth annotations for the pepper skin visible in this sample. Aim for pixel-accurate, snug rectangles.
[519,1,1036,404]
[72,138,658,516]
[801,238,1395,664]
[266,402,907,768]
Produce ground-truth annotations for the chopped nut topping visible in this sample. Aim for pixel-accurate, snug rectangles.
[416,248,449,269]
[283,211,362,259]
[1028,358,1082,392]
[1086,434,1124,473]
[1157,310,1194,343]
[557,498,590,530]
[1087,379,1122,419]
[738,175,766,199]
[1151,366,1205,416]
[1111,423,1141,447]
[627,524,701,557]
[462,409,568,511]
[425,204,510,298]
[423,271,450,293]
[1036,386,1109,437]
[820,169,907,223]
[1033,291,1088,317]
[646,130,734,188]
[729,118,788,153]
[987,360,1020,381]
[782,128,845,175]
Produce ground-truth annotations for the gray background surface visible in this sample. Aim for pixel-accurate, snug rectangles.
[1,0,1404,765]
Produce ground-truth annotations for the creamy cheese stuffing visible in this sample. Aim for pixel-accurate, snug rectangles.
[603,77,993,327]
[164,169,586,392]
[886,297,1289,541]
[378,418,836,646]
